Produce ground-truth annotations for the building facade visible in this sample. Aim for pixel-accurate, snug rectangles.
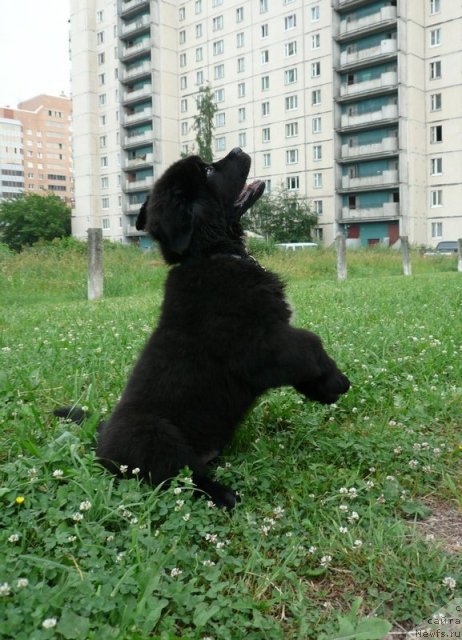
[0,95,73,204]
[0,117,24,200]
[70,0,462,247]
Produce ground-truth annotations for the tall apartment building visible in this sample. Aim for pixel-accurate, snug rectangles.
[0,95,73,204]
[0,117,24,200]
[70,0,462,247]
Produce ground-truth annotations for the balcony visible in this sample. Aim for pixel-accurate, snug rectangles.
[340,136,398,160]
[336,0,374,8]
[121,14,150,38]
[340,71,397,98]
[339,6,397,38]
[125,176,153,192]
[122,61,151,83]
[340,38,397,68]
[340,104,398,129]
[123,108,152,126]
[120,39,151,62]
[123,130,153,147]
[125,152,154,169]
[340,202,399,221]
[120,0,149,18]
[122,84,152,104]
[341,169,398,190]
[125,202,146,213]
[124,224,145,237]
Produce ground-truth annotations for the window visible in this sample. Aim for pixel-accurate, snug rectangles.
[237,32,244,47]
[312,89,321,105]
[97,31,104,45]
[214,64,224,79]
[285,41,297,57]
[236,7,244,22]
[286,176,300,190]
[98,94,106,106]
[430,93,442,111]
[237,57,245,72]
[213,15,223,31]
[313,145,322,161]
[431,221,443,237]
[213,40,224,55]
[102,217,110,229]
[286,149,299,164]
[179,7,185,20]
[195,0,202,13]
[264,179,272,193]
[431,157,442,175]
[261,75,269,91]
[212,0,223,5]
[180,53,186,67]
[238,132,247,147]
[98,52,105,65]
[180,98,188,113]
[430,28,441,46]
[261,50,269,64]
[284,68,297,84]
[311,33,320,49]
[101,176,109,189]
[99,135,107,148]
[180,76,187,89]
[216,112,226,127]
[284,14,296,30]
[196,24,203,38]
[101,156,108,168]
[96,10,103,23]
[313,172,323,188]
[238,107,246,122]
[311,5,320,21]
[215,137,226,152]
[196,47,203,62]
[285,95,298,111]
[430,60,441,79]
[430,125,442,143]
[312,117,322,133]
[430,190,442,207]
[196,70,204,85]
[263,153,271,168]
[311,61,321,78]
[215,88,225,102]
[179,30,186,44]
[313,200,323,215]
[260,0,268,13]
[238,82,246,97]
[181,121,188,136]
[261,24,268,38]
[101,198,109,210]
[262,127,271,143]
[262,101,270,116]
[430,0,440,15]
[285,122,298,138]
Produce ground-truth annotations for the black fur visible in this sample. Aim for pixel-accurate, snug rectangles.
[76,148,350,508]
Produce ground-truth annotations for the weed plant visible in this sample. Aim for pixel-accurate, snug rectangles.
[0,242,461,639]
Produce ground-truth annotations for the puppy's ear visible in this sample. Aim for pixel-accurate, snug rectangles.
[151,193,194,255]
[135,196,149,231]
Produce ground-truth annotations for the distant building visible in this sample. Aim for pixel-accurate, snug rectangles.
[0,117,24,200]
[0,95,73,205]
[70,0,462,247]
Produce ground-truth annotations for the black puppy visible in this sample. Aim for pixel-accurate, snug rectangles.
[60,149,349,508]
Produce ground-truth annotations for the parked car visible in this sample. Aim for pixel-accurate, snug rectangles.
[276,242,318,251]
[424,241,459,256]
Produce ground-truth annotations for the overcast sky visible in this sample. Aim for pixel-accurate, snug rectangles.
[0,0,71,107]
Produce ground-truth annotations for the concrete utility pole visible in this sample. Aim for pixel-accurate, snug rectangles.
[87,228,103,300]
[400,236,412,276]
[458,239,462,273]
[336,234,347,281]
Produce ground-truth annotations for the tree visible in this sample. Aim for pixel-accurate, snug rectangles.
[192,85,218,163]
[0,193,71,251]
[242,187,318,243]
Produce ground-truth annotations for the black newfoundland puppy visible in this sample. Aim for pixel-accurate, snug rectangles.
[67,148,350,508]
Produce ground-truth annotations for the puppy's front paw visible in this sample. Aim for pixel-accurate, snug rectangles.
[195,477,240,510]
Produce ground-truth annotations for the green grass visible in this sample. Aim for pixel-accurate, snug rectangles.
[1,242,461,639]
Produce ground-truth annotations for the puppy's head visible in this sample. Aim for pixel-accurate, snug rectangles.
[136,148,264,264]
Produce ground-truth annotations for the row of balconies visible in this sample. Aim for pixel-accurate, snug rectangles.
[125,176,153,192]
[340,136,398,160]
[340,202,399,221]
[339,38,397,68]
[121,39,151,61]
[123,129,153,147]
[122,61,151,83]
[125,153,154,169]
[124,107,152,126]
[339,5,397,37]
[122,84,152,104]
[340,103,398,129]
[340,70,397,98]
[341,169,398,190]
[120,0,149,18]
[121,14,150,38]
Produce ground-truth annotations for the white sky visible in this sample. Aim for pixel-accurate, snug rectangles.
[0,0,71,107]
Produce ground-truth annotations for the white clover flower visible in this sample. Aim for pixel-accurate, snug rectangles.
[205,533,218,544]
[52,469,64,478]
[130,517,138,525]
[119,465,128,473]
[408,459,419,469]
[339,487,349,495]
[132,467,140,475]
[339,527,348,534]
[353,539,363,548]
[72,512,84,522]
[116,552,125,563]
[348,511,359,523]
[320,555,332,567]
[216,541,226,550]
[348,487,358,499]
[202,560,216,567]
[16,578,29,589]
[175,499,185,511]
[308,546,317,554]
[0,583,11,597]
[67,535,77,543]
[173,487,182,495]
[206,500,216,508]
[170,567,182,578]
[442,576,456,590]
[8,533,20,543]
[79,500,92,511]
[273,506,285,518]
[182,513,190,522]
[365,480,374,490]
[106,535,114,542]
[181,476,193,485]
[1,346,11,352]
[42,618,58,629]
[393,447,402,454]
[339,504,349,512]
[386,475,396,481]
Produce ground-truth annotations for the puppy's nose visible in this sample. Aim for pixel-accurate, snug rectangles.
[229,147,244,157]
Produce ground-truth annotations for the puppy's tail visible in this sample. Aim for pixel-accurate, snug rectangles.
[53,406,88,425]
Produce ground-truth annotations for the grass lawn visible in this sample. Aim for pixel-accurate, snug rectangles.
[1,241,461,639]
